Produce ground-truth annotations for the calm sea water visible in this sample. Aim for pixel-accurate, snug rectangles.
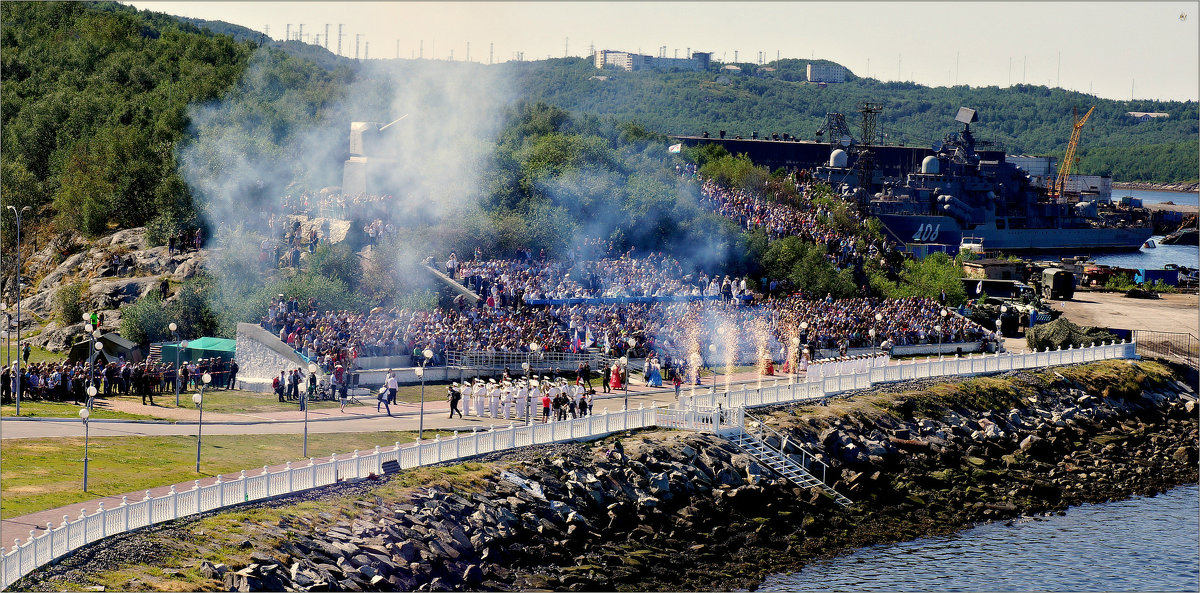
[758,484,1199,592]
[1115,188,1200,207]
[1039,189,1199,269]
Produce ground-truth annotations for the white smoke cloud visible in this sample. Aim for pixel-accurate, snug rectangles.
[176,49,515,305]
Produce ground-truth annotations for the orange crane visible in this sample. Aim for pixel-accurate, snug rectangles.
[1051,105,1095,198]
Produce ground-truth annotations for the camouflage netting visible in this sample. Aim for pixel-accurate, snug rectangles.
[1026,317,1119,352]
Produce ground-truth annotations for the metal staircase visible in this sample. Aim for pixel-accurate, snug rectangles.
[725,413,853,508]
[147,343,163,364]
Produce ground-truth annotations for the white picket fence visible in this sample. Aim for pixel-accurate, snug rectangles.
[0,340,1135,590]
[680,340,1136,410]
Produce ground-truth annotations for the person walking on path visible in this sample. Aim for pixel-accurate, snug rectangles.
[448,383,463,418]
[385,372,398,405]
[673,371,682,399]
[376,387,392,416]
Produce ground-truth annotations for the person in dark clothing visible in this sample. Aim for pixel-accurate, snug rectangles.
[228,359,238,390]
[448,383,463,418]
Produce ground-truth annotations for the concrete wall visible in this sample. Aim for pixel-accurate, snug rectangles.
[891,341,984,357]
[235,323,316,393]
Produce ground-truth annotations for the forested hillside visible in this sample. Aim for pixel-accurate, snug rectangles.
[508,57,1198,182]
[3,1,1196,253]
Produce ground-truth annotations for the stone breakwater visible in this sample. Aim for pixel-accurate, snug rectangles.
[13,362,1198,592]
[1113,181,1200,194]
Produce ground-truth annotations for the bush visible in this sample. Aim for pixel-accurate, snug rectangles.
[309,242,362,289]
[53,282,87,325]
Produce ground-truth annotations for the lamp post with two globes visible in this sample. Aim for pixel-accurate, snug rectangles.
[303,363,318,457]
[194,373,211,472]
[8,205,31,414]
[416,348,433,440]
[79,406,91,491]
[521,361,532,425]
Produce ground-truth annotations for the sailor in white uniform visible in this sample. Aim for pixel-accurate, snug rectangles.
[474,380,487,416]
[487,379,499,417]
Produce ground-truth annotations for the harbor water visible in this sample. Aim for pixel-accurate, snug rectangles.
[758,484,1199,592]
[1040,189,1198,269]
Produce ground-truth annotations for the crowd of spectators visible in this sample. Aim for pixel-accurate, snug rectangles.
[696,177,891,273]
[262,289,989,373]
[2,357,237,405]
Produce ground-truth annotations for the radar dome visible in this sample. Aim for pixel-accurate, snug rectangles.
[829,149,848,168]
[921,155,940,174]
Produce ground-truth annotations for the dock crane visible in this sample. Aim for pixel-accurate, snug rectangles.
[1050,105,1095,198]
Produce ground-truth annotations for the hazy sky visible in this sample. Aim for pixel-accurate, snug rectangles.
[126,1,1199,102]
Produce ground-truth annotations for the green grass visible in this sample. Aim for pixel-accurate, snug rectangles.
[130,388,345,415]
[0,430,456,518]
[2,344,65,367]
[1,401,153,420]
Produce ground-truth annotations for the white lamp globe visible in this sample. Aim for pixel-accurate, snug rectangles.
[87,386,98,397]
[619,356,628,366]
[308,363,318,374]
[169,322,177,332]
[414,366,424,378]
[79,408,90,421]
[192,393,202,405]
[423,348,434,360]
[85,324,93,333]
[202,373,212,385]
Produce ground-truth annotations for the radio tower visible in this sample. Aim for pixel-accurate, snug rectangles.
[298,24,303,43]
[489,42,493,64]
[466,41,470,62]
[324,24,330,50]
[364,41,369,60]
[355,34,362,60]
[337,24,344,56]
[285,24,291,42]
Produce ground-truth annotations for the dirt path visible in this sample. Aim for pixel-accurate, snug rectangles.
[1057,291,1198,336]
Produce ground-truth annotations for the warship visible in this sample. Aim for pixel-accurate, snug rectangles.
[814,107,1153,252]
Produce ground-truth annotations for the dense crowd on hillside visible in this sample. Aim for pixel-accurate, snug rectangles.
[261,288,989,373]
[695,176,892,272]
[452,251,743,304]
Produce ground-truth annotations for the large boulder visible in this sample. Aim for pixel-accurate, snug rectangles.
[87,277,160,310]
[28,321,88,352]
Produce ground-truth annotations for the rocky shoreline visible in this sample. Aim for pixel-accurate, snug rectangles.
[1113,181,1199,194]
[12,360,1198,592]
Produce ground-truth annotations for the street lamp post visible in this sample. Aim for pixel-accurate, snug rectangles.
[620,356,629,410]
[7,205,30,415]
[417,348,433,440]
[79,407,91,492]
[521,361,531,425]
[707,344,716,390]
[790,336,800,381]
[193,373,211,472]
[303,363,317,457]
[1,302,9,370]
[85,385,97,414]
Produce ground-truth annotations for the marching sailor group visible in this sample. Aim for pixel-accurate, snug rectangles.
[446,376,593,422]
[803,352,889,383]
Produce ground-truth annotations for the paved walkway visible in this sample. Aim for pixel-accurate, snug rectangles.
[1,371,808,551]
[2,347,1028,553]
